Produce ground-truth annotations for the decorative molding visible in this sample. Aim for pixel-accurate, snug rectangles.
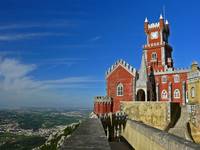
[94,96,112,103]
[105,59,136,78]
[154,68,189,75]
[148,22,160,29]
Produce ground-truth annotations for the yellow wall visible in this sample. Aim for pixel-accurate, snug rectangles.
[122,120,165,150]
[122,120,200,150]
[120,101,177,130]
[188,63,200,104]
[188,81,200,104]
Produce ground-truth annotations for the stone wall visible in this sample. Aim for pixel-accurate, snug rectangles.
[120,101,180,130]
[122,119,200,150]
[188,104,200,143]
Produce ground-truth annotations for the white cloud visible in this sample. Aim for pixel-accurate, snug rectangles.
[0,57,103,108]
[0,58,36,79]
[0,20,77,30]
[0,32,65,41]
[89,36,102,42]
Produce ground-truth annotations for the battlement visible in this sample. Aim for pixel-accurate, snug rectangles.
[148,22,160,29]
[105,59,136,78]
[154,67,189,75]
[143,41,164,49]
[94,96,112,103]
[144,15,169,36]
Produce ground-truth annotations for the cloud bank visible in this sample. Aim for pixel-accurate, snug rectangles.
[0,57,102,108]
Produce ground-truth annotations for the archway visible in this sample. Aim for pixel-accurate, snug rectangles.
[137,89,145,101]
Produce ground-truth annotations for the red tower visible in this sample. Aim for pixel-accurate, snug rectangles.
[94,14,190,116]
[143,15,173,73]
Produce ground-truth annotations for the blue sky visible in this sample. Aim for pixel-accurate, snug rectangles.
[0,0,199,109]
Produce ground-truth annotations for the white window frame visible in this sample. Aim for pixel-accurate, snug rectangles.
[174,89,180,99]
[151,52,157,60]
[162,76,167,83]
[174,74,180,83]
[117,83,123,96]
[191,87,195,98]
[161,90,168,99]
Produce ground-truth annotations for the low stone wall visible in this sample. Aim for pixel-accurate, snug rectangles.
[188,104,200,143]
[60,118,111,150]
[120,101,180,130]
[122,119,200,150]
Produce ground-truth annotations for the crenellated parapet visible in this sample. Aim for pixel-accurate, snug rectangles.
[105,59,136,78]
[148,22,160,29]
[94,96,112,104]
[94,96,113,115]
[144,14,169,34]
[143,41,163,49]
[154,67,189,75]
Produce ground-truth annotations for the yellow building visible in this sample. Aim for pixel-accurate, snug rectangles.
[188,61,200,104]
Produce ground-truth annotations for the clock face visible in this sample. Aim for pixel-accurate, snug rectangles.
[150,31,159,39]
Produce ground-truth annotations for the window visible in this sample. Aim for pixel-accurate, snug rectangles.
[117,83,123,96]
[174,89,180,99]
[151,52,157,60]
[162,76,167,83]
[161,90,168,99]
[191,87,195,98]
[174,74,180,83]
[186,91,189,103]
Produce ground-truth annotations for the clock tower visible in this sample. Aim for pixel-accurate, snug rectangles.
[143,14,173,73]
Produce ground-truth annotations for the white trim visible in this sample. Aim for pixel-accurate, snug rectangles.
[156,83,159,101]
[151,52,157,60]
[160,30,163,43]
[161,90,168,99]
[161,47,165,66]
[106,61,136,78]
[117,83,123,96]
[168,82,172,101]
[162,75,167,83]
[191,87,195,98]
[154,69,189,75]
[174,74,180,83]
[174,89,181,99]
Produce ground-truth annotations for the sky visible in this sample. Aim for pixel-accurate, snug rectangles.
[0,0,200,109]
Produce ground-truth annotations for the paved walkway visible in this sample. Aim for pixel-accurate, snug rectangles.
[61,118,111,150]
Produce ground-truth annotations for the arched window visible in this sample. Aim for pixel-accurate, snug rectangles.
[117,83,123,96]
[191,87,195,98]
[151,52,157,60]
[174,89,180,99]
[161,90,168,99]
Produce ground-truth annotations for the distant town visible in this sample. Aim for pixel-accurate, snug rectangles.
[0,108,90,149]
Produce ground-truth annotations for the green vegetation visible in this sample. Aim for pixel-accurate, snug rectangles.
[0,108,90,130]
[40,123,80,150]
[0,133,45,150]
[0,108,90,150]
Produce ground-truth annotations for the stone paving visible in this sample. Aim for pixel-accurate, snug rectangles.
[61,118,111,150]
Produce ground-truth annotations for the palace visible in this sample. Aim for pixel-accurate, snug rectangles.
[94,14,199,115]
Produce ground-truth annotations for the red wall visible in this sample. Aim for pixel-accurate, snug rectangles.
[106,65,135,112]
[155,72,188,104]
[94,102,112,115]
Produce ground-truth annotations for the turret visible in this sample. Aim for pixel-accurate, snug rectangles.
[143,14,173,72]
[165,20,170,35]
[191,61,199,72]
[144,17,148,33]
[159,14,164,29]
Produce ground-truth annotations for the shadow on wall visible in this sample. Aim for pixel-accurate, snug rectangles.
[165,104,181,131]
